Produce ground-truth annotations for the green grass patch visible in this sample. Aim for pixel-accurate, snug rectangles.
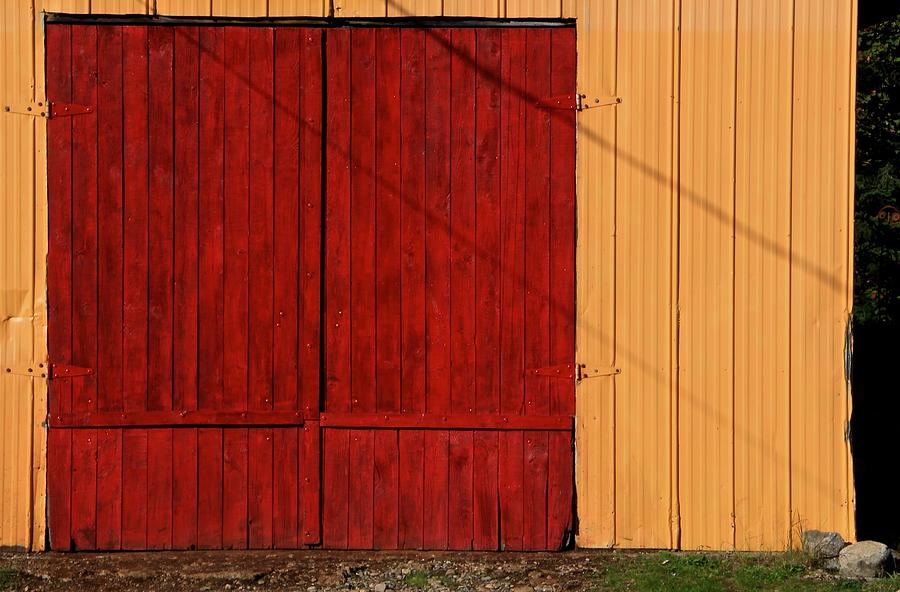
[594,551,900,591]
[0,568,19,591]
[403,570,430,589]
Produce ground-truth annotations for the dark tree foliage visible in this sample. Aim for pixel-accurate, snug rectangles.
[855,14,900,326]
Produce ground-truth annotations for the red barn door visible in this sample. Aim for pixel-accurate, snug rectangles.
[321,27,576,550]
[46,24,324,550]
[46,22,575,552]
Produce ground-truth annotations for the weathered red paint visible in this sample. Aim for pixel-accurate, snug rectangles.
[46,23,575,552]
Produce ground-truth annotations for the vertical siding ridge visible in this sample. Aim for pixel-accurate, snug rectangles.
[669,0,681,551]
[730,0,739,551]
[786,0,795,547]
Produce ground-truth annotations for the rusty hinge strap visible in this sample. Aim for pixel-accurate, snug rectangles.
[3,101,93,119]
[578,365,622,380]
[49,364,93,379]
[528,363,576,379]
[4,363,49,378]
[526,363,621,382]
[537,94,622,112]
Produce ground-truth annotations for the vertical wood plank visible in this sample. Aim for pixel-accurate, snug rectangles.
[398,27,426,551]
[145,25,175,549]
[96,427,122,549]
[497,27,526,552]
[247,28,276,550]
[522,27,552,551]
[197,428,223,548]
[95,25,125,550]
[325,29,351,416]
[121,430,147,549]
[95,6,124,420]
[147,429,174,549]
[249,429,274,548]
[448,27,477,551]
[300,28,324,419]
[172,429,198,548]
[148,26,175,414]
[46,22,73,551]
[248,27,274,414]
[69,23,99,551]
[197,26,225,414]
[173,25,200,416]
[223,27,250,415]
[398,430,424,549]
[222,429,249,548]
[399,28,426,418]
[301,422,321,544]
[547,26,576,550]
[273,28,301,415]
[348,429,374,548]
[172,27,201,550]
[424,29,452,417]
[322,429,349,548]
[273,428,299,548]
[350,28,377,416]
[376,29,402,417]
[122,26,149,418]
[422,29,452,551]
[373,28,402,550]
[422,431,449,549]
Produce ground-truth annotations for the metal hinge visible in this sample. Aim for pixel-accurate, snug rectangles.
[537,94,622,112]
[4,363,49,378]
[49,364,94,379]
[527,363,621,382]
[3,101,93,119]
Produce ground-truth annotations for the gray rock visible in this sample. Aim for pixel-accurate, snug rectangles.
[373,584,387,592]
[802,530,846,559]
[838,540,891,579]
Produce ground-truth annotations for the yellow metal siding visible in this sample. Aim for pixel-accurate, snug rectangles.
[789,0,855,540]
[613,0,677,549]
[1,0,38,551]
[733,0,793,550]
[574,0,618,550]
[0,0,857,551]
[677,0,737,551]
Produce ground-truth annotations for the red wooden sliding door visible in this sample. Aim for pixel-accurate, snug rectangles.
[46,24,323,550]
[46,22,575,552]
[321,27,576,550]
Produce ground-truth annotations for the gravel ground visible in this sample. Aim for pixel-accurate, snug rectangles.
[0,550,613,592]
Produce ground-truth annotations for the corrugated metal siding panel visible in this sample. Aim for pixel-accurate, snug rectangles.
[32,0,50,552]
[504,0,560,18]
[733,0,793,551]
[211,0,266,16]
[574,0,618,549]
[0,0,37,552]
[789,0,855,542]
[91,0,151,14]
[442,0,499,17]
[613,0,675,549]
[43,0,89,12]
[334,0,386,17]
[387,0,441,16]
[677,0,737,551]
[155,0,212,15]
